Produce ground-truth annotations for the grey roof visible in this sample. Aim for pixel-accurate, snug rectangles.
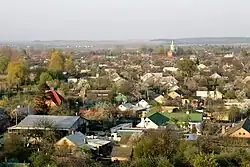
[0,108,8,120]
[12,115,81,130]
[87,138,111,146]
[65,132,85,147]
[15,107,36,115]
[121,103,135,109]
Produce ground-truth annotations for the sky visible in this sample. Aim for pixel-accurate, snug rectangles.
[0,0,250,41]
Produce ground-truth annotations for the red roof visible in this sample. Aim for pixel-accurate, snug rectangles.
[47,90,65,105]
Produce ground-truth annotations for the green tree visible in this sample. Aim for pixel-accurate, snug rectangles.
[157,157,174,167]
[35,84,51,115]
[193,153,218,167]
[3,133,25,160]
[133,129,180,159]
[228,106,240,122]
[176,59,197,79]
[39,72,53,85]
[64,54,73,71]
[224,90,237,99]
[0,55,10,74]
[49,51,64,72]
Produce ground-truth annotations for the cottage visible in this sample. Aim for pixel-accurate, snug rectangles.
[55,132,96,153]
[136,99,150,109]
[224,118,250,138]
[118,103,145,113]
[154,95,166,104]
[137,111,203,131]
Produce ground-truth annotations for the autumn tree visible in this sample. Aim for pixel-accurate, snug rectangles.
[49,50,64,72]
[6,59,27,90]
[0,55,10,74]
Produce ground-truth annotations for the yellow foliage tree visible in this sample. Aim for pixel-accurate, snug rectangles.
[7,59,27,89]
[49,51,64,72]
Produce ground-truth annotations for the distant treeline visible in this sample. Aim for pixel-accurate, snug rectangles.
[151,37,250,45]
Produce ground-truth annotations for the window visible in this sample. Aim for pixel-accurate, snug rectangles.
[239,133,241,135]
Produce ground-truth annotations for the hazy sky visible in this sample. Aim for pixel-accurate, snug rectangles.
[0,0,250,40]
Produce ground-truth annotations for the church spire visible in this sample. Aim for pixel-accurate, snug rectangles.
[170,40,175,52]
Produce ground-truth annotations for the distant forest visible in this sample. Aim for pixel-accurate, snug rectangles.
[151,37,250,45]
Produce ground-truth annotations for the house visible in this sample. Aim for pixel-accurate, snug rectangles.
[110,123,133,133]
[55,132,96,153]
[137,111,203,131]
[160,76,178,87]
[118,103,145,113]
[162,106,179,113]
[224,118,250,138]
[196,90,223,100]
[118,103,135,112]
[163,67,178,72]
[141,73,163,82]
[8,115,89,135]
[154,95,166,104]
[210,73,222,79]
[168,91,181,99]
[137,112,169,129]
[46,90,65,107]
[197,64,207,70]
[136,99,150,109]
[86,90,112,101]
[87,138,112,156]
[68,78,78,84]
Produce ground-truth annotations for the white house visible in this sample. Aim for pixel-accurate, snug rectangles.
[197,64,207,70]
[196,91,223,99]
[163,67,178,72]
[136,100,150,109]
[136,117,159,129]
[118,103,135,112]
[160,76,178,87]
[210,73,222,79]
[68,78,78,84]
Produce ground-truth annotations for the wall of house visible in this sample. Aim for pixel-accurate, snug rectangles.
[143,118,159,129]
[68,118,88,133]
[112,157,129,162]
[56,138,76,148]
[230,128,250,138]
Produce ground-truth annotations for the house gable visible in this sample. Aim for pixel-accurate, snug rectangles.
[230,128,250,138]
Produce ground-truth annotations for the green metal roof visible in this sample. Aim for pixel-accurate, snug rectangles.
[146,112,202,124]
[148,112,169,126]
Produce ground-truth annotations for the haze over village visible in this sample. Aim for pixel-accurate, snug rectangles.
[2,0,250,167]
